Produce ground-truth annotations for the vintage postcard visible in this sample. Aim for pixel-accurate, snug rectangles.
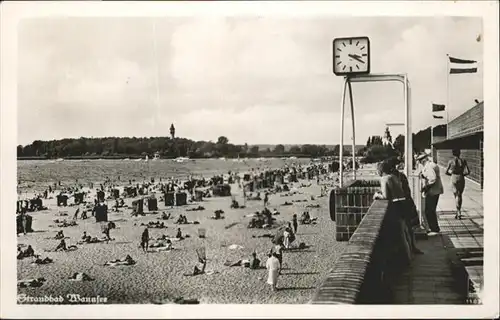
[1,1,498,319]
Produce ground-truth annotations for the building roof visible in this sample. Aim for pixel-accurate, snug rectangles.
[447,101,483,140]
[433,101,483,147]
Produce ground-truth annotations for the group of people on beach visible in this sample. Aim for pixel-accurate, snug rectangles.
[17,158,340,297]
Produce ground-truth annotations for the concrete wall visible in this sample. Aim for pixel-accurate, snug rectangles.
[311,200,413,304]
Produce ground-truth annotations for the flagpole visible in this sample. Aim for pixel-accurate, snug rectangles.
[446,54,450,139]
[431,113,434,157]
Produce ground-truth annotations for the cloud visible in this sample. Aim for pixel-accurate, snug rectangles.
[17,16,483,146]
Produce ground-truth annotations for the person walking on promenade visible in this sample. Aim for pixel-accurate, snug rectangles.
[416,153,444,236]
[445,148,470,220]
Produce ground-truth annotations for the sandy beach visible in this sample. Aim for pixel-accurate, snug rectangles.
[17,160,347,304]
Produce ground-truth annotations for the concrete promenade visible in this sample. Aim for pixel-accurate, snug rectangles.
[390,170,484,304]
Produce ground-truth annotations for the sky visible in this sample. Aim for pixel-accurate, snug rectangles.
[17,16,483,146]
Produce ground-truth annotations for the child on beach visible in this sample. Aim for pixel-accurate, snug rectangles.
[176,228,183,240]
[102,225,111,242]
[73,206,80,220]
[249,252,261,269]
[283,228,291,249]
[271,243,284,274]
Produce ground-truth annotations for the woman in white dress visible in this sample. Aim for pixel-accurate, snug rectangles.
[283,228,291,249]
[266,253,280,291]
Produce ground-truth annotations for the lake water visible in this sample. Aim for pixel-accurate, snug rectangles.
[17,158,311,194]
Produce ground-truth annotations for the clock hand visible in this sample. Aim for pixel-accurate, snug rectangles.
[348,54,365,64]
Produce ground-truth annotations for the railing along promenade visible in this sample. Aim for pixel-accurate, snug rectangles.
[311,165,483,304]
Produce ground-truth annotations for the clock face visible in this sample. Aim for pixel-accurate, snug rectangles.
[333,37,370,76]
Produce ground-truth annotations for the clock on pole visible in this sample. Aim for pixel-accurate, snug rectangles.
[333,36,370,76]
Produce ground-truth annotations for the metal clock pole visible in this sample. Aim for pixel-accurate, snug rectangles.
[339,77,348,188]
[347,79,356,181]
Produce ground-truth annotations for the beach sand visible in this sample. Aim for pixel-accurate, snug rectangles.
[17,178,347,304]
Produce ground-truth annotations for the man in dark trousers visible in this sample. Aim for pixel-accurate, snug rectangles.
[417,153,444,236]
[292,214,298,234]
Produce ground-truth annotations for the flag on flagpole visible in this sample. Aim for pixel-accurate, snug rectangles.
[433,115,444,119]
[449,56,478,74]
[432,103,446,112]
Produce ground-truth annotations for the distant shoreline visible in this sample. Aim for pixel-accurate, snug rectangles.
[17,154,321,161]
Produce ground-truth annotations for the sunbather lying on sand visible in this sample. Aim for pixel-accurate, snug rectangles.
[104,255,136,266]
[149,239,173,248]
[281,201,293,206]
[224,252,261,269]
[54,239,78,252]
[52,219,78,228]
[186,206,205,211]
[18,277,46,288]
[176,214,188,224]
[17,245,35,259]
[285,241,309,251]
[77,232,111,245]
[157,234,183,242]
[306,204,320,208]
[68,272,94,281]
[159,212,171,220]
[211,210,225,220]
[149,239,173,252]
[141,221,166,228]
[252,233,274,239]
[32,255,53,265]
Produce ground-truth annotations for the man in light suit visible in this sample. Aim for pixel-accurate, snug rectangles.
[417,153,444,236]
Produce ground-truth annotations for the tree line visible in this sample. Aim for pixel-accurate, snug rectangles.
[17,136,357,159]
[359,124,446,163]
[18,124,442,160]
